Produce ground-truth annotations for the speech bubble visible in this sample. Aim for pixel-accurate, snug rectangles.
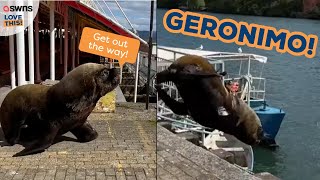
[79,27,141,67]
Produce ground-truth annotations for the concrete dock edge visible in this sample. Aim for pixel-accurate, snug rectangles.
[157,124,280,180]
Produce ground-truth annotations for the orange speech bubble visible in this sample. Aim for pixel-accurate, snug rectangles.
[79,27,141,67]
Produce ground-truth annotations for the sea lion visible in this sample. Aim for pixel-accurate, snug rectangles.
[0,63,120,157]
[155,55,263,145]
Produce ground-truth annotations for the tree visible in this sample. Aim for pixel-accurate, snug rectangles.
[157,0,180,9]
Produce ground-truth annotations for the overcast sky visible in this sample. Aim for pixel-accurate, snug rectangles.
[93,0,156,31]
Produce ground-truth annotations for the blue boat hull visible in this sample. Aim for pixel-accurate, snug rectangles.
[253,105,285,143]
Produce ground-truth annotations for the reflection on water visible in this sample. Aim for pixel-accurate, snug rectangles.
[157,8,320,180]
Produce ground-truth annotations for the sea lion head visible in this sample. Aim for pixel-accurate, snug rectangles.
[72,63,120,94]
[53,63,121,101]
[95,66,120,96]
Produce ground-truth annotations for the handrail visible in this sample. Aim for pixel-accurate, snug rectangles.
[157,47,267,105]
[93,0,109,19]
[157,46,268,63]
[225,77,266,80]
[157,64,266,102]
[102,1,119,23]
[77,0,148,45]
[113,0,137,34]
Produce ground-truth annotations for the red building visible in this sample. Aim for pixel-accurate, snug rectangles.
[303,0,320,12]
[0,1,148,88]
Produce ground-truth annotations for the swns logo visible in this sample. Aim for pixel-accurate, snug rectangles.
[0,1,39,36]
[3,5,33,27]
[3,6,33,12]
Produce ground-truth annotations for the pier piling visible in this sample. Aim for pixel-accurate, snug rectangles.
[50,1,55,80]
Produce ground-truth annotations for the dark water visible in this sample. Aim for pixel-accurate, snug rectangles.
[157,9,320,180]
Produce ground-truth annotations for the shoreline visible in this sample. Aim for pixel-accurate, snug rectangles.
[157,7,320,21]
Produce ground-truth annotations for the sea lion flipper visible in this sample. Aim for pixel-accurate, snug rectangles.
[71,122,98,143]
[12,128,58,157]
[156,85,189,115]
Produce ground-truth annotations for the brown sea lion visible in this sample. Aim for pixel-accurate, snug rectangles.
[156,55,263,145]
[0,63,120,157]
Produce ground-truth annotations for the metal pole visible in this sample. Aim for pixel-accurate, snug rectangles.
[9,36,16,89]
[71,12,75,69]
[222,62,225,82]
[64,7,69,76]
[16,0,26,86]
[248,56,251,76]
[146,0,154,110]
[114,0,136,32]
[102,0,119,23]
[60,18,63,65]
[134,53,140,103]
[119,66,122,84]
[77,20,80,65]
[247,56,251,107]
[28,0,34,84]
[50,2,55,80]
[94,0,110,20]
[35,14,40,82]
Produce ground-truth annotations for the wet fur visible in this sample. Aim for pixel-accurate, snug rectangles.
[0,63,119,157]
[156,55,263,145]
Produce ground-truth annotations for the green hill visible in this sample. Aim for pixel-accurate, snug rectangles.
[157,0,320,19]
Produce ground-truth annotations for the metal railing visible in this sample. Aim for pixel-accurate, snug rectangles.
[82,0,137,34]
[224,76,266,102]
[80,0,148,102]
